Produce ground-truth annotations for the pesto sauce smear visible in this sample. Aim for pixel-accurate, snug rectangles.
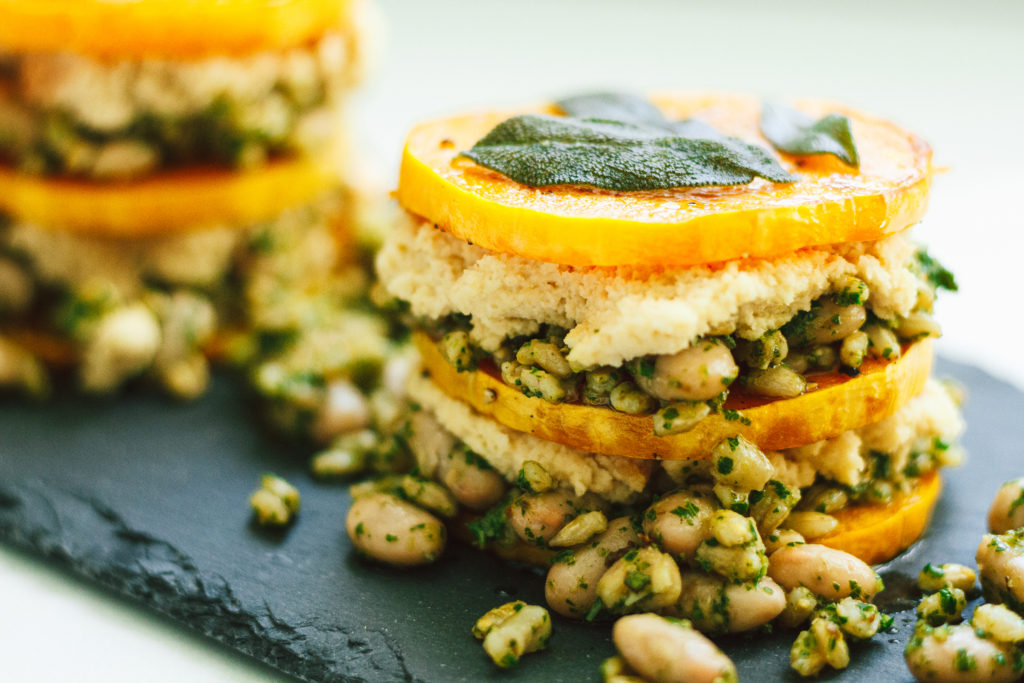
[459,92,861,192]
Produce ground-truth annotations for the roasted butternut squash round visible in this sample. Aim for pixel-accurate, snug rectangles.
[0,0,353,58]
[0,156,340,237]
[398,93,932,267]
[819,472,941,565]
[414,331,933,462]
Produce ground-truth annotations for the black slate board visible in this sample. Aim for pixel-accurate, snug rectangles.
[0,358,1018,682]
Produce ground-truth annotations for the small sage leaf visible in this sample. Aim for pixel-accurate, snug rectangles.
[557,92,674,132]
[462,113,797,191]
[761,102,860,167]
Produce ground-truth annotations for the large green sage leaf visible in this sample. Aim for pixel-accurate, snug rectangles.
[557,92,725,140]
[760,102,860,167]
[557,92,674,131]
[462,110,797,191]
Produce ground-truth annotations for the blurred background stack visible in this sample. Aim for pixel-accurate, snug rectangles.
[0,0,400,447]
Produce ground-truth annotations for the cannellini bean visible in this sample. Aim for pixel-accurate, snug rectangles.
[642,491,714,560]
[695,541,767,582]
[988,478,1024,534]
[977,530,1024,611]
[406,411,456,476]
[312,379,370,443]
[743,330,789,370]
[636,340,738,402]
[506,490,579,545]
[768,544,881,601]
[834,597,883,639]
[613,614,738,683]
[972,603,1024,643]
[790,617,849,677]
[346,493,446,566]
[609,381,658,415]
[249,474,300,526]
[597,547,682,614]
[80,303,161,393]
[896,313,943,340]
[442,449,507,511]
[545,516,639,618]
[764,528,805,554]
[789,299,867,347]
[865,323,901,361]
[918,563,977,594]
[474,602,551,669]
[710,510,758,547]
[502,360,565,403]
[518,460,554,494]
[784,511,839,540]
[398,475,458,518]
[744,366,807,398]
[778,586,817,629]
[839,331,869,369]
[439,330,475,372]
[917,588,966,626]
[517,339,572,378]
[711,436,774,492]
[668,574,785,634]
[653,401,711,436]
[311,430,378,479]
[549,510,608,547]
[583,367,623,406]
[905,623,1019,683]
[751,480,801,537]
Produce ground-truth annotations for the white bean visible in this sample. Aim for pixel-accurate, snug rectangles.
[905,623,1018,683]
[442,450,507,511]
[642,492,714,561]
[793,299,867,347]
[346,493,446,566]
[988,478,1024,534]
[637,340,738,402]
[598,547,682,614]
[977,531,1024,611]
[768,544,881,601]
[545,516,639,618]
[665,572,785,634]
[506,490,579,545]
[613,614,738,683]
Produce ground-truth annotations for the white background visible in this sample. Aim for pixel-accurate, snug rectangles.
[2,0,1022,679]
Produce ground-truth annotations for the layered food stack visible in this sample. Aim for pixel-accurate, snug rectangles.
[368,92,962,662]
[0,0,395,442]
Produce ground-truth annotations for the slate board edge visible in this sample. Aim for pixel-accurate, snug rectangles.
[0,479,422,683]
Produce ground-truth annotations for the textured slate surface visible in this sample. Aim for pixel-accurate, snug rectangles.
[0,358,1017,682]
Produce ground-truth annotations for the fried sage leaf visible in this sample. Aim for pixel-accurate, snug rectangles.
[557,92,725,141]
[462,112,797,191]
[761,102,860,167]
[557,92,674,131]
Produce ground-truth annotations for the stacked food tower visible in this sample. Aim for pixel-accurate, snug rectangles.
[0,0,394,442]
[366,92,963,669]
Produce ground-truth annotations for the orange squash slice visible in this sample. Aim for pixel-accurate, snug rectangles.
[0,0,352,59]
[398,93,932,267]
[0,156,340,238]
[415,331,933,462]
[819,472,941,565]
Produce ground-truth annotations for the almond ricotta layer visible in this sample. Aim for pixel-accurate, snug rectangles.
[377,215,920,369]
